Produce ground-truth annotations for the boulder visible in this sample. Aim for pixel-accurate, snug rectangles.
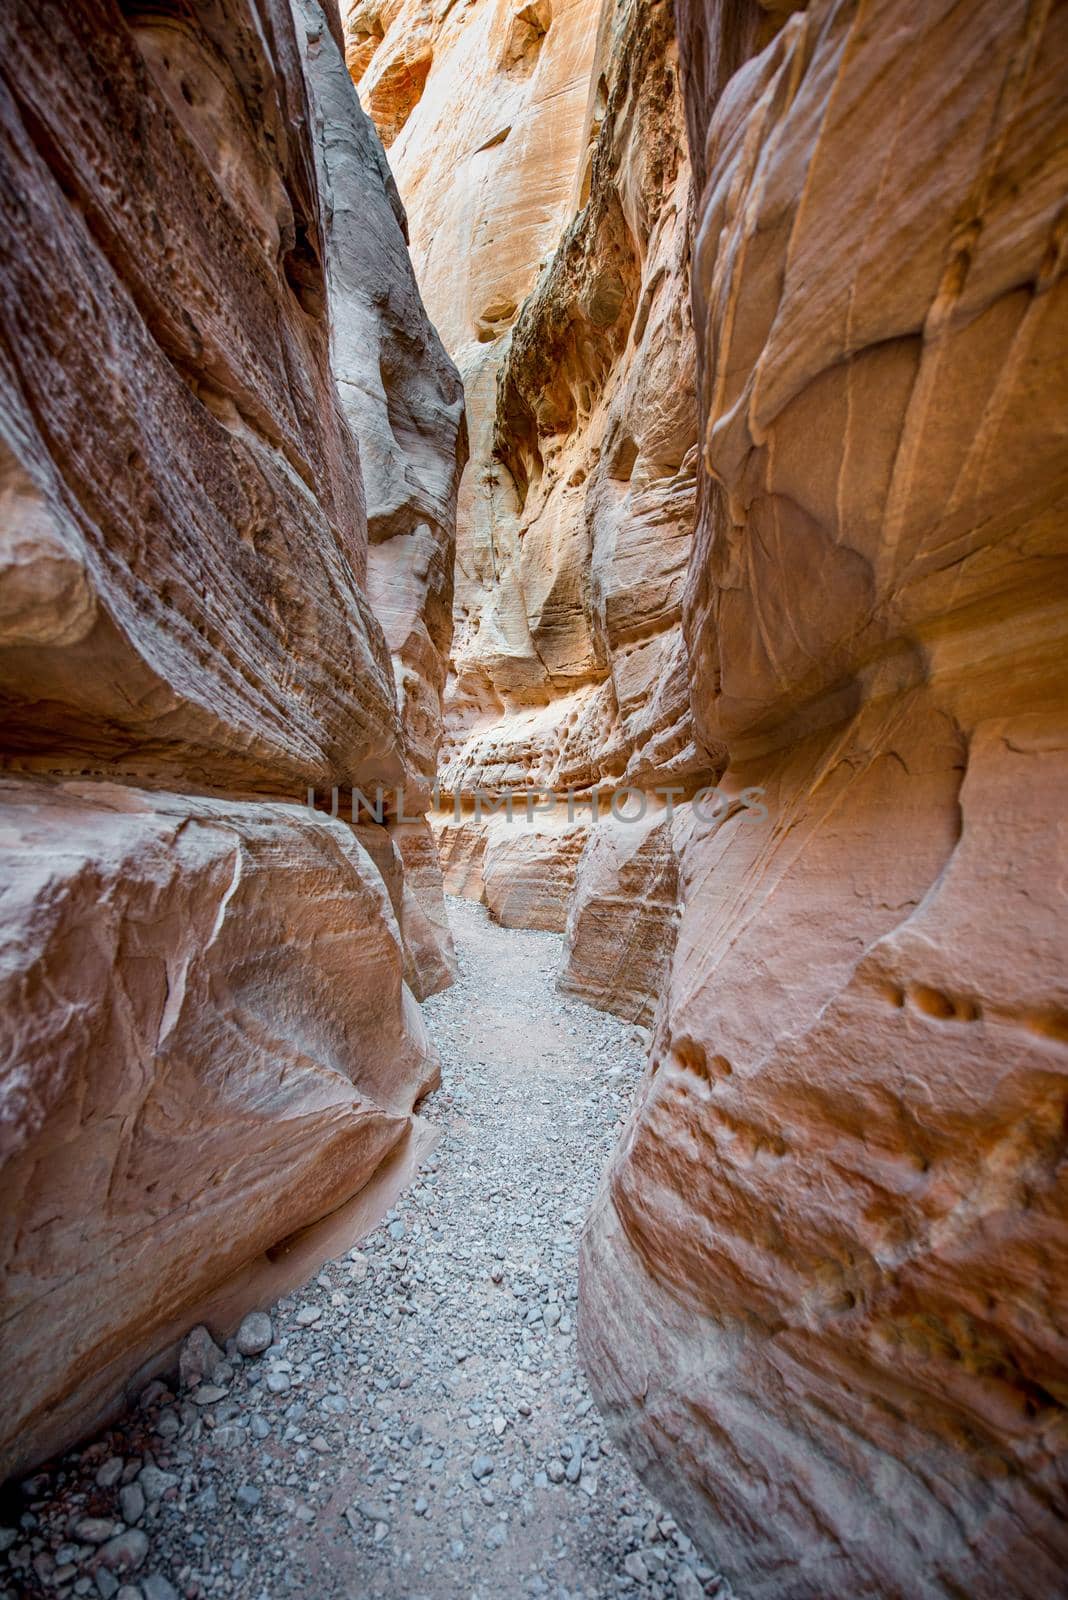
[559,805,688,1025]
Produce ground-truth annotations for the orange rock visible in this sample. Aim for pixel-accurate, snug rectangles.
[392,818,461,994]
[296,0,467,803]
[0,0,460,1476]
[363,0,720,926]
[561,804,688,1025]
[0,0,402,795]
[581,2,1068,1594]
[483,814,592,932]
[0,777,437,1480]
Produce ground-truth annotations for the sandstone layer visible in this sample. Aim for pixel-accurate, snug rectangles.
[580,3,1068,1596]
[296,0,468,802]
[349,0,719,959]
[0,777,436,1476]
[1,0,390,796]
[348,0,604,768]
[0,0,462,1476]
[559,804,687,1025]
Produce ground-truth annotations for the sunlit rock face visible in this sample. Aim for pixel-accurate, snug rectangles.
[349,0,718,962]
[480,0,714,1005]
[0,0,461,1476]
[482,0,706,791]
[347,0,600,359]
[581,2,1068,1596]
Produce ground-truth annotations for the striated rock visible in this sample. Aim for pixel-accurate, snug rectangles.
[391,818,460,989]
[429,0,716,927]
[350,0,601,744]
[295,0,462,990]
[0,0,460,1479]
[348,0,601,361]
[349,0,720,965]
[476,0,706,791]
[431,806,589,933]
[295,0,468,802]
[482,813,592,933]
[353,817,456,998]
[581,3,1068,1596]
[0,777,436,1479]
[0,0,404,797]
[560,803,687,1025]
[432,808,492,902]
[348,0,623,912]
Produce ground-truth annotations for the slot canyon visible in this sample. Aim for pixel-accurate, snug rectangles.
[0,0,1065,1595]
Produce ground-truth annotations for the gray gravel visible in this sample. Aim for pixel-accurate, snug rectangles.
[0,898,731,1600]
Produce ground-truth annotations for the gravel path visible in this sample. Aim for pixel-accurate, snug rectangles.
[1,898,729,1600]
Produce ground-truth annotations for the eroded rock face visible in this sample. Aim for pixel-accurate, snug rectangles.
[433,806,492,901]
[348,0,601,360]
[295,0,468,802]
[581,2,1068,1595]
[348,0,603,741]
[482,813,592,932]
[432,805,589,932]
[0,0,404,797]
[0,779,436,1478]
[0,0,461,1476]
[391,818,460,989]
[354,816,459,998]
[352,0,717,944]
[560,804,687,1025]
[469,0,707,799]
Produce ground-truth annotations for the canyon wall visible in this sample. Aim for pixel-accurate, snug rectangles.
[343,0,716,1064]
[581,1,1068,1597]
[347,0,717,1011]
[0,0,463,1476]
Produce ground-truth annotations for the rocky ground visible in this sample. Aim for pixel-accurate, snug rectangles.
[0,898,731,1600]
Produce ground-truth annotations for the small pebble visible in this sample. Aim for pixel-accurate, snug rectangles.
[95,1458,125,1490]
[235,1312,273,1358]
[119,1484,145,1525]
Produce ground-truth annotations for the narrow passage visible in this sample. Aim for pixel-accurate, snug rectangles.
[2,901,730,1600]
